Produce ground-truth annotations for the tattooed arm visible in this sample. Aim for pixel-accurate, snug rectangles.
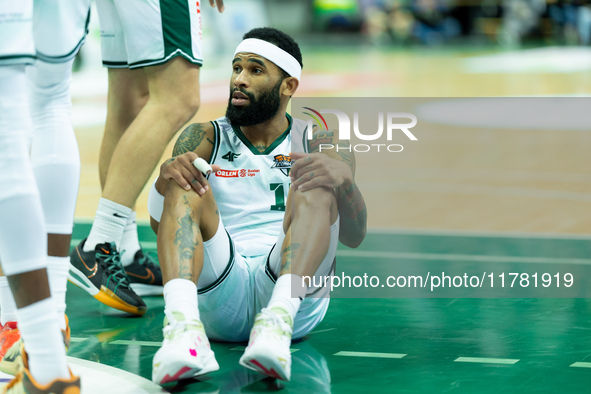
[150,122,218,233]
[290,130,367,248]
[155,122,216,195]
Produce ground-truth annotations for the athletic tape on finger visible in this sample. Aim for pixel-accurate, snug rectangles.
[193,158,213,175]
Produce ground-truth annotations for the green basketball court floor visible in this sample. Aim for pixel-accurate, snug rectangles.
[63,222,591,393]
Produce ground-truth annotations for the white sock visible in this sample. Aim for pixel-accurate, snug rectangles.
[267,274,307,327]
[47,256,69,330]
[120,211,141,267]
[163,279,199,322]
[0,276,17,325]
[84,198,131,252]
[17,298,69,384]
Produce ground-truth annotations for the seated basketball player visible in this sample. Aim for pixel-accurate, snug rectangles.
[148,27,367,384]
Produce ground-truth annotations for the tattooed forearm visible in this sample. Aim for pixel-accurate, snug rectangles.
[173,196,200,279]
[337,182,367,248]
[172,123,210,156]
[309,131,334,152]
[335,142,355,172]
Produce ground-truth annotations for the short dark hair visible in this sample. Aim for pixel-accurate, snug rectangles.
[242,27,303,78]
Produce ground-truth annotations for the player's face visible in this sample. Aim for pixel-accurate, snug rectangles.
[226,53,284,127]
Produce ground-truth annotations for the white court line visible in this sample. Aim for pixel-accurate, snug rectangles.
[70,337,89,343]
[366,226,591,240]
[570,362,591,368]
[335,250,591,265]
[66,356,167,393]
[309,328,337,335]
[230,346,299,353]
[455,357,519,365]
[334,351,406,359]
[109,340,162,347]
[69,239,589,265]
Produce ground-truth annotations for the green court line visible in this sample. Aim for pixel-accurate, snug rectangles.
[110,340,162,347]
[455,357,519,365]
[570,362,591,368]
[334,351,406,359]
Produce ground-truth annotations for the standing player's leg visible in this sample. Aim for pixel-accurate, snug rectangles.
[0,63,78,391]
[241,186,338,381]
[151,180,222,384]
[71,0,205,314]
[96,68,164,297]
[0,0,90,373]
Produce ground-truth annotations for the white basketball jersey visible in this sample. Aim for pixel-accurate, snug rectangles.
[208,114,309,257]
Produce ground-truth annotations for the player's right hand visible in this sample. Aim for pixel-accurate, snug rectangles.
[158,152,220,196]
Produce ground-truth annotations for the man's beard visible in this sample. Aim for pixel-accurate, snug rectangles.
[225,79,282,127]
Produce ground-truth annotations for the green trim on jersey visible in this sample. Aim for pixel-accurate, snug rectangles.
[207,121,221,181]
[198,231,236,295]
[128,50,203,69]
[0,54,36,66]
[232,114,293,155]
[160,0,193,63]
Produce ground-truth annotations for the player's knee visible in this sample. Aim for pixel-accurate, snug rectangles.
[168,93,200,125]
[163,180,206,209]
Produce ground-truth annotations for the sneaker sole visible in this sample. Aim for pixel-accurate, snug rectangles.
[68,266,147,316]
[131,283,164,297]
[239,352,290,381]
[153,354,219,385]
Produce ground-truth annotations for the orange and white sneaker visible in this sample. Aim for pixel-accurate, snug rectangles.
[0,315,70,377]
[0,322,20,361]
[3,344,80,394]
[0,322,22,376]
[239,307,293,381]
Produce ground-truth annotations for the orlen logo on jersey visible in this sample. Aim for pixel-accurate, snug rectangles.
[271,154,291,176]
[216,169,260,178]
[303,107,418,153]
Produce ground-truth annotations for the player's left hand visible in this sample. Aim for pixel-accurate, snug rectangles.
[209,0,225,12]
[290,152,352,192]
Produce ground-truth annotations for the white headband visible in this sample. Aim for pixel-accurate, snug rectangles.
[234,38,301,81]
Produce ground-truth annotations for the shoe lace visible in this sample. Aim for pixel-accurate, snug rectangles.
[96,250,131,291]
[136,252,159,270]
[163,320,205,341]
[257,308,292,338]
[5,372,23,391]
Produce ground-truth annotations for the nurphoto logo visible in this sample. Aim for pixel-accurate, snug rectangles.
[303,107,418,153]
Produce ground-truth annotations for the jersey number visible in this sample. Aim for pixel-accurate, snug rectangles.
[270,183,288,211]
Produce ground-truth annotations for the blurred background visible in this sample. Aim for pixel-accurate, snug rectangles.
[71,0,591,232]
[60,3,591,392]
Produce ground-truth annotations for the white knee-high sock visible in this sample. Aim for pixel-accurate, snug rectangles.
[84,198,131,252]
[17,299,70,384]
[0,276,17,325]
